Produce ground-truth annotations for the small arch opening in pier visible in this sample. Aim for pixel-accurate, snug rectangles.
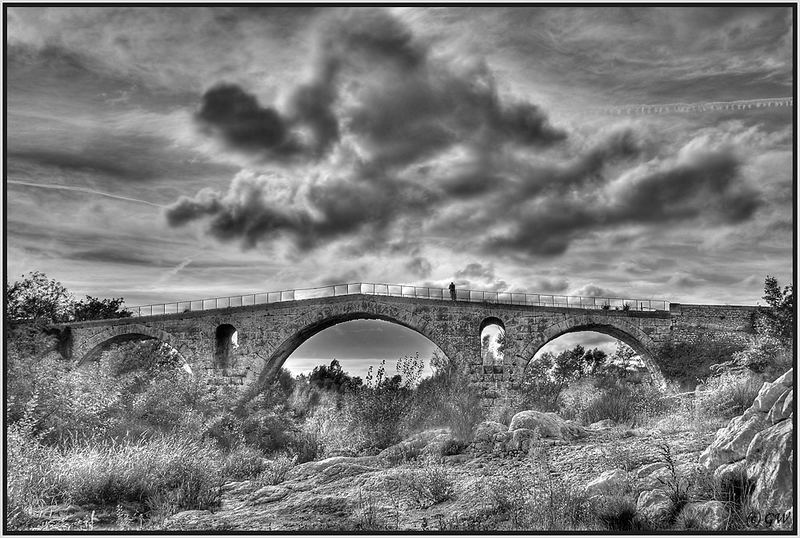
[480,317,505,373]
[215,324,238,368]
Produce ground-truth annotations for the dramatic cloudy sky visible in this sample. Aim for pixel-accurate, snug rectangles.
[6,6,794,375]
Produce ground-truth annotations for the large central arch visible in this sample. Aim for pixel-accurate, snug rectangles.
[240,307,455,404]
[526,314,666,387]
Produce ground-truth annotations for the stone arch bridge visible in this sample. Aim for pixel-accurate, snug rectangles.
[52,286,757,409]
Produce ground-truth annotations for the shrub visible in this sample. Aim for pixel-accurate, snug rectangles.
[256,454,297,485]
[698,370,763,420]
[593,495,641,531]
[237,409,296,455]
[713,335,793,379]
[655,334,745,388]
[221,445,266,480]
[487,472,529,521]
[654,443,692,523]
[397,464,455,508]
[6,400,62,529]
[54,436,223,512]
[343,358,421,451]
[288,430,326,463]
[518,353,566,413]
[407,352,484,441]
[8,433,223,523]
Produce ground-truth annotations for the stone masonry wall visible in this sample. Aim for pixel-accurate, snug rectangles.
[59,296,758,409]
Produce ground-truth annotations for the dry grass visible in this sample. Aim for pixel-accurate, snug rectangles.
[7,425,224,529]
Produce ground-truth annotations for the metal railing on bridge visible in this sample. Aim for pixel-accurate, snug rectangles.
[128,283,669,317]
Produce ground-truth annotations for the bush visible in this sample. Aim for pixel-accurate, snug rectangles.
[406,352,484,441]
[397,464,455,508]
[555,376,670,426]
[593,495,641,531]
[221,445,266,480]
[343,358,422,452]
[59,436,223,511]
[518,353,567,413]
[7,402,62,529]
[698,370,763,420]
[257,454,297,485]
[713,335,793,379]
[655,334,745,388]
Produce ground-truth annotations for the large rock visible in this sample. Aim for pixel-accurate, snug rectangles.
[635,462,668,479]
[588,419,615,430]
[680,501,729,531]
[493,431,514,452]
[288,456,380,480]
[745,418,793,517]
[377,429,452,463]
[713,459,746,485]
[585,468,627,497]
[698,412,768,470]
[767,388,792,424]
[636,466,672,492]
[510,428,538,452]
[508,410,587,440]
[636,489,672,520]
[774,368,793,387]
[473,421,507,444]
[752,380,787,413]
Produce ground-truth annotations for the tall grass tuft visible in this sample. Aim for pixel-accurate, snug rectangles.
[8,431,224,525]
[697,370,764,420]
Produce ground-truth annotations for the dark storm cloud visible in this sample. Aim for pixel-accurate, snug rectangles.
[165,177,313,250]
[171,8,568,250]
[170,8,769,262]
[197,84,300,157]
[165,171,438,250]
[483,148,760,257]
[193,8,564,168]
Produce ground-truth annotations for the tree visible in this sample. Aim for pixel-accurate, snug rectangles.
[551,345,585,382]
[758,275,793,342]
[308,359,362,392]
[73,296,133,321]
[5,271,74,322]
[582,348,607,375]
[481,333,492,363]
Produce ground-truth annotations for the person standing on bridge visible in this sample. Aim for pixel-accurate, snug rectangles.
[449,282,456,301]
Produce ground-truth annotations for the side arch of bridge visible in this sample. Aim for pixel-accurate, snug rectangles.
[77,323,188,365]
[525,313,666,386]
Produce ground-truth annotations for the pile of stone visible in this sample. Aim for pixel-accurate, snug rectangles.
[698,368,793,528]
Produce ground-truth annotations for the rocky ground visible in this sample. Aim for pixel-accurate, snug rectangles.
[155,424,715,532]
[24,369,793,532]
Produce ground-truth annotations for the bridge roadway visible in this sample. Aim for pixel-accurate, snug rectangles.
[55,286,758,409]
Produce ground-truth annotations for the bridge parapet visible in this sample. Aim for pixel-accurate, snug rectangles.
[124,282,670,318]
